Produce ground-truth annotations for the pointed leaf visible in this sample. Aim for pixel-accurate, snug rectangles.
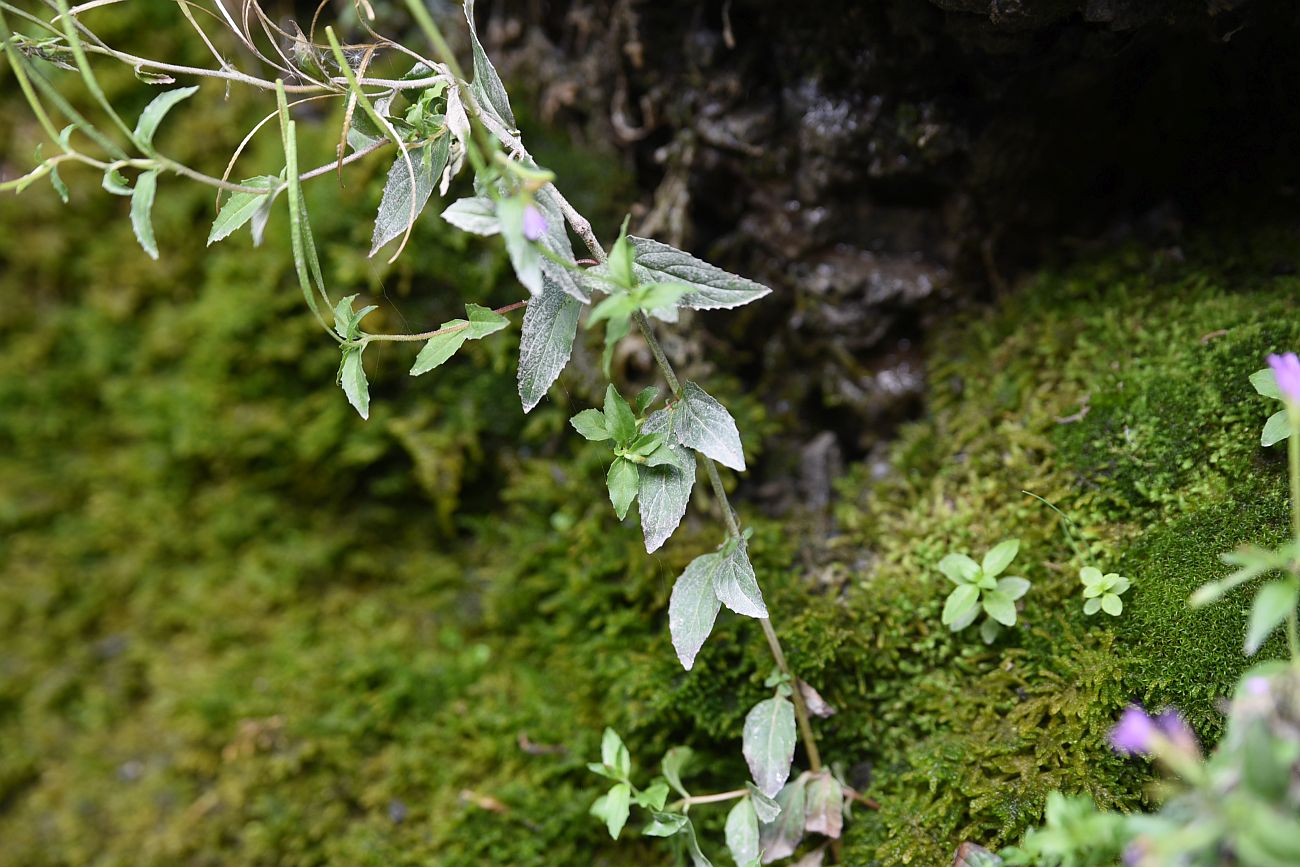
[629,237,771,311]
[981,590,1017,627]
[1263,409,1291,447]
[208,176,279,245]
[979,617,1002,644]
[604,384,638,443]
[713,539,768,619]
[441,195,500,236]
[997,576,1030,601]
[669,552,723,670]
[133,85,199,149]
[129,169,160,260]
[463,0,515,128]
[370,139,447,255]
[743,696,797,798]
[1245,581,1300,655]
[590,783,631,839]
[340,348,370,419]
[636,436,696,552]
[676,381,746,470]
[601,727,631,779]
[803,771,843,839]
[607,457,639,520]
[644,812,690,837]
[746,783,782,823]
[981,539,1019,577]
[1252,368,1283,399]
[498,195,544,296]
[726,798,761,866]
[685,818,715,867]
[463,303,510,338]
[662,747,693,798]
[938,553,980,584]
[410,328,469,375]
[942,584,980,627]
[517,280,582,411]
[758,777,807,863]
[570,409,611,442]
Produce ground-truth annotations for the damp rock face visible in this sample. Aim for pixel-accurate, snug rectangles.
[477,0,1300,469]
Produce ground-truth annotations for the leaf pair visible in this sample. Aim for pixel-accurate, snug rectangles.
[409,303,510,376]
[669,539,767,670]
[126,86,200,260]
[754,770,845,863]
[1250,368,1292,447]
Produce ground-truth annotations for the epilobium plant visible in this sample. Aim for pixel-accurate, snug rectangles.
[939,539,1030,643]
[0,1,848,861]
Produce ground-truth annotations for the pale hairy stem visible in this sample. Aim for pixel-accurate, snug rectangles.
[359,300,528,344]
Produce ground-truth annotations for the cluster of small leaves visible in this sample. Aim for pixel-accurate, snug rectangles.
[939,539,1030,644]
[1079,567,1130,617]
[592,727,848,866]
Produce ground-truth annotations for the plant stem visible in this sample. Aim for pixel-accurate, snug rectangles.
[1289,404,1300,668]
[673,788,748,809]
[361,300,528,344]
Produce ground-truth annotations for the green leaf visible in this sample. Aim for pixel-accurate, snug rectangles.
[725,797,760,865]
[340,348,370,420]
[662,747,693,798]
[644,812,689,837]
[607,457,640,520]
[997,576,1030,601]
[684,818,715,867]
[1245,581,1300,655]
[129,168,160,260]
[746,783,782,823]
[133,85,199,150]
[803,770,844,839]
[497,195,544,296]
[669,551,724,670]
[586,292,638,330]
[590,783,631,839]
[981,590,1017,626]
[982,539,1020,577]
[102,167,132,196]
[1083,597,1102,615]
[463,303,510,338]
[1262,409,1291,447]
[441,195,500,236]
[609,216,636,288]
[370,138,448,256]
[712,539,768,619]
[637,409,697,552]
[675,381,746,471]
[333,294,360,338]
[410,328,469,375]
[634,281,691,311]
[743,696,797,798]
[604,385,638,444]
[627,236,772,311]
[1079,565,1103,586]
[979,617,1002,644]
[635,781,670,812]
[938,553,980,584]
[463,0,515,128]
[601,314,632,378]
[942,584,980,627]
[601,727,631,779]
[517,278,582,412]
[1101,593,1123,616]
[757,777,807,862]
[48,163,68,204]
[570,409,611,442]
[634,386,659,416]
[628,432,665,456]
[1251,368,1283,399]
[208,176,279,245]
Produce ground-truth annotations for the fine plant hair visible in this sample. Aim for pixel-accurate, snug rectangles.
[0,1,853,861]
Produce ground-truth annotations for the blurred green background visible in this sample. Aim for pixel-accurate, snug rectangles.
[3,3,1300,866]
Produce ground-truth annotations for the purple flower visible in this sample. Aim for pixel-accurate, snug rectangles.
[522,203,547,241]
[1268,353,1300,402]
[1110,706,1159,754]
[1155,709,1198,755]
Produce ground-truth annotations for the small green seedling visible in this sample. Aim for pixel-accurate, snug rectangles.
[939,539,1030,644]
[1079,567,1130,616]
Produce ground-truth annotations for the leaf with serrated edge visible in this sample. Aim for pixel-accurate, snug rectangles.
[638,410,696,552]
[713,540,768,618]
[669,552,723,670]
[463,0,515,128]
[758,776,807,863]
[370,139,447,255]
[676,381,746,470]
[743,696,797,798]
[803,771,843,839]
[208,176,279,245]
[130,169,160,260]
[441,196,500,236]
[133,85,199,149]
[629,236,771,311]
[726,798,761,865]
[518,277,582,411]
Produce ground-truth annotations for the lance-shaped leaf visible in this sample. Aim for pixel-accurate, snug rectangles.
[663,747,693,798]
[638,409,696,552]
[441,196,500,236]
[340,347,370,420]
[726,798,761,865]
[802,771,843,839]
[463,0,515,128]
[676,381,746,470]
[712,539,768,619]
[758,776,808,863]
[746,783,782,823]
[743,696,797,798]
[411,303,510,375]
[1246,580,1300,655]
[133,85,199,150]
[498,196,544,296]
[644,812,689,837]
[370,138,449,255]
[669,552,723,670]
[590,783,631,839]
[130,169,160,260]
[208,176,279,245]
[629,236,772,311]
[1263,409,1290,447]
[518,278,582,411]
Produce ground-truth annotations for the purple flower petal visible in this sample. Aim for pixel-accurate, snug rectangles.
[1110,706,1158,754]
[522,203,547,241]
[1268,353,1300,402]
[1155,708,1198,755]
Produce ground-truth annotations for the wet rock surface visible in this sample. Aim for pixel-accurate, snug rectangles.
[472,0,1300,499]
